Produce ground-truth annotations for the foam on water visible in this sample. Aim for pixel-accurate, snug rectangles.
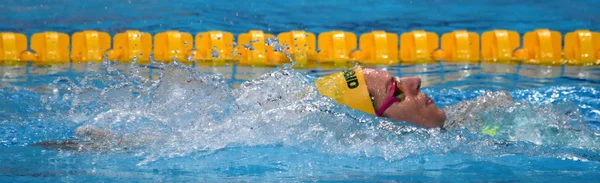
[2,59,598,167]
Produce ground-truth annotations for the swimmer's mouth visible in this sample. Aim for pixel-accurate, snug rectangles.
[426,96,434,106]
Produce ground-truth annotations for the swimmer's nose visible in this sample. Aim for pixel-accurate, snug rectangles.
[399,77,421,96]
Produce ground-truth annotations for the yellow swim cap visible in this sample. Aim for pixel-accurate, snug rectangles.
[314,67,376,114]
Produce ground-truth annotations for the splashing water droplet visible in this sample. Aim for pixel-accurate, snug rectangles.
[211,48,219,58]
[265,37,278,47]
[243,43,254,51]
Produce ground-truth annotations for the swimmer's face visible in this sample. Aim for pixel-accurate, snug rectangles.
[363,68,446,128]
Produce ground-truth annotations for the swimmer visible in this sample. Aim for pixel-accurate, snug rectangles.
[33,66,512,150]
[315,67,516,130]
[314,67,447,128]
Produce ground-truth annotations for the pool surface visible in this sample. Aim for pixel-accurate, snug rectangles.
[1,62,599,182]
[2,0,600,182]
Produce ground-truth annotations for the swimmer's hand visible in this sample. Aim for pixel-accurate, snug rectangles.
[33,127,149,151]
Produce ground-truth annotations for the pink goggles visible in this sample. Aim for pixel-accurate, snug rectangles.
[376,78,405,117]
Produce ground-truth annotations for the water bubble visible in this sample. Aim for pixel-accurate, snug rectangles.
[265,38,278,47]
[243,43,254,51]
[211,48,219,58]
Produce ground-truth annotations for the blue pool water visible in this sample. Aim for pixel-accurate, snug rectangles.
[2,0,600,182]
[1,62,599,182]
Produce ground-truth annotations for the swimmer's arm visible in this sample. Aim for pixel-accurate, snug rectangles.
[33,127,151,151]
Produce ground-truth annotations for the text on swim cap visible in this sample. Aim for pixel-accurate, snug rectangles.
[343,70,359,89]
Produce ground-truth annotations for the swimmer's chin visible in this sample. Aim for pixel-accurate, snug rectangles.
[438,109,448,126]
[386,109,446,129]
[422,107,447,128]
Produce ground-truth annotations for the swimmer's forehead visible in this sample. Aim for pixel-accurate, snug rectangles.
[362,68,394,91]
[363,68,394,78]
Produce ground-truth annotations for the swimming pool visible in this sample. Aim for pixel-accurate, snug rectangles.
[2,0,600,182]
